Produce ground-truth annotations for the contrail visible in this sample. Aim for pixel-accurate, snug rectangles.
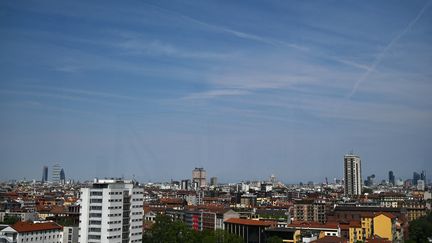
[348,0,432,99]
[143,2,306,51]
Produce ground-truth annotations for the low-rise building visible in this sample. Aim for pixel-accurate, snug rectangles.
[224,218,274,243]
[62,226,78,243]
[0,221,63,243]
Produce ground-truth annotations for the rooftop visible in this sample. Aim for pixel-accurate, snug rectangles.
[224,218,274,227]
[11,221,62,233]
[312,236,347,243]
[288,221,339,229]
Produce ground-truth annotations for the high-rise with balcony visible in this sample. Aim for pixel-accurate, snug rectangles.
[52,163,61,183]
[344,153,362,196]
[78,179,144,243]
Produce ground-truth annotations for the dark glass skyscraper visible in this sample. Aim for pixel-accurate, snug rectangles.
[420,170,426,182]
[413,172,421,186]
[60,168,65,184]
[42,166,48,183]
[388,171,395,185]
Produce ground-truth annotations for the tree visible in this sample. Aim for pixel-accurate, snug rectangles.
[0,215,20,225]
[145,214,196,243]
[144,214,243,243]
[408,211,432,243]
[267,236,283,243]
[211,229,243,243]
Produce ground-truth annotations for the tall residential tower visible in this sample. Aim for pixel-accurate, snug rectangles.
[344,153,362,196]
[78,179,143,243]
[52,164,61,183]
[192,167,207,188]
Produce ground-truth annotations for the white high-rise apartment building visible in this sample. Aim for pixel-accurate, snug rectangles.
[52,164,61,183]
[78,179,144,243]
[344,153,362,196]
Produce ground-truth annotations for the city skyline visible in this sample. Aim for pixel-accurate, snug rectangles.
[4,162,429,186]
[1,0,432,183]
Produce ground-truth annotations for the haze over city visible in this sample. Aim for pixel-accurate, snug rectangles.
[1,0,432,183]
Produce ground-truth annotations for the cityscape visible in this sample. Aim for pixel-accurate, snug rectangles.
[0,155,430,243]
[1,1,432,243]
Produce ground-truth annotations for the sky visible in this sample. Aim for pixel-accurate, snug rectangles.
[0,0,431,184]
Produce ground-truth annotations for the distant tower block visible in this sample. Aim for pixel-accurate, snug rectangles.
[388,171,395,185]
[42,166,48,183]
[344,153,362,196]
[52,164,61,183]
[60,168,66,184]
[270,174,277,184]
[210,177,218,186]
[192,167,207,188]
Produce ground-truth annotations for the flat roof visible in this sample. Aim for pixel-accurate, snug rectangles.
[225,218,273,227]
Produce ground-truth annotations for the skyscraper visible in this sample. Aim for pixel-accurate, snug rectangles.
[364,174,375,187]
[52,164,61,183]
[420,170,426,182]
[344,153,362,196]
[192,167,207,188]
[388,171,395,185]
[60,168,66,184]
[181,179,190,190]
[42,166,48,183]
[413,172,420,186]
[210,177,218,187]
[78,179,143,243]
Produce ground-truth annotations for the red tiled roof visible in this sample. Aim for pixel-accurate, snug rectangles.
[367,240,391,243]
[374,212,396,219]
[339,224,350,230]
[50,206,66,214]
[360,212,374,218]
[366,235,391,243]
[312,236,347,243]
[12,222,62,233]
[288,221,339,229]
[187,205,232,214]
[224,218,274,227]
[36,205,51,212]
[159,198,183,204]
[349,221,361,227]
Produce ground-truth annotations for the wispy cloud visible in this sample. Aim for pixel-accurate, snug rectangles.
[329,56,371,71]
[53,65,82,73]
[189,19,307,51]
[348,0,432,98]
[182,89,250,100]
[3,99,95,116]
[118,38,233,59]
[0,88,134,107]
[23,85,140,101]
[146,3,307,51]
[0,89,101,104]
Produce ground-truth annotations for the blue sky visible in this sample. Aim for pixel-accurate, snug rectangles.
[0,0,431,183]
